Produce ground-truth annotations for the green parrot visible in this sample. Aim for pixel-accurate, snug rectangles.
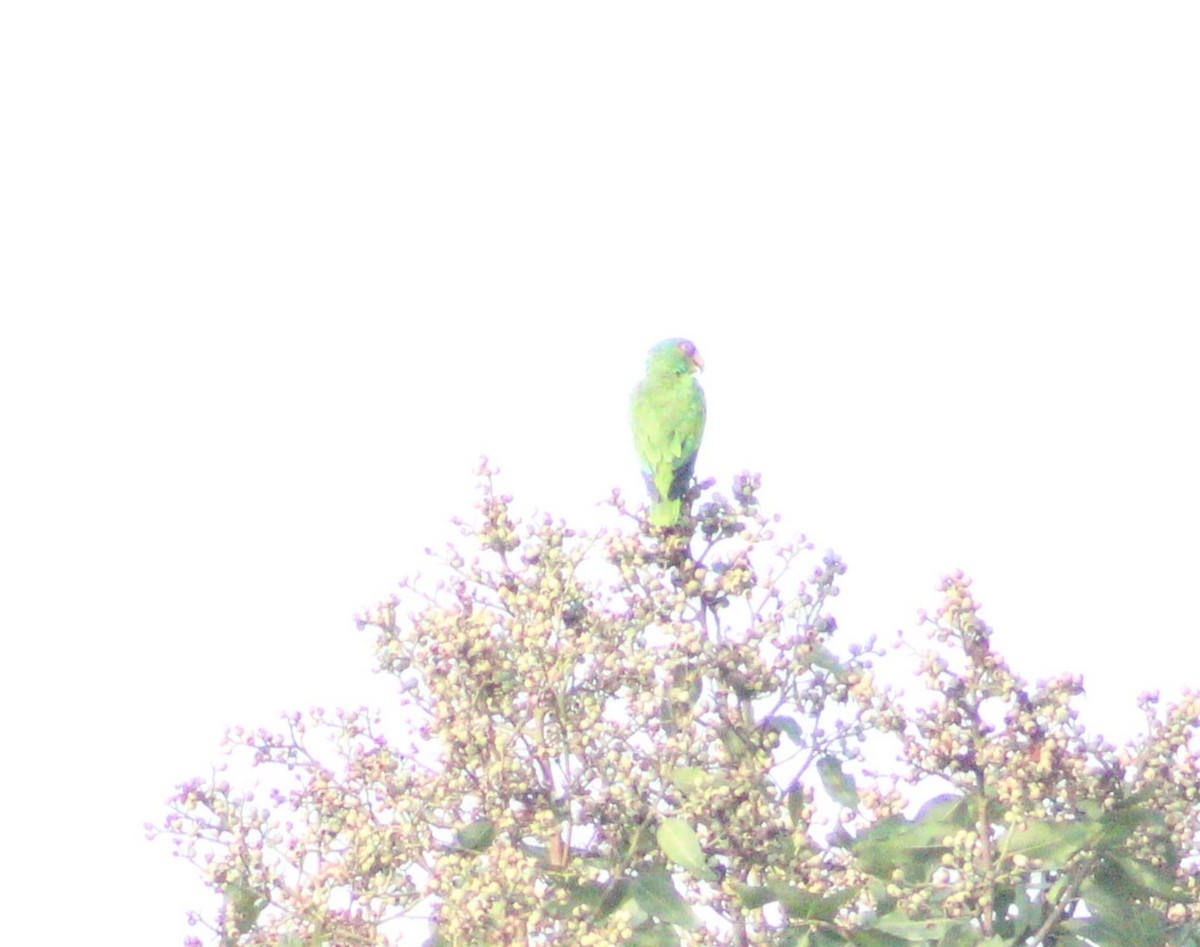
[630,338,707,527]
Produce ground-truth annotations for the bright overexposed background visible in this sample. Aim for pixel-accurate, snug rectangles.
[2,4,1197,943]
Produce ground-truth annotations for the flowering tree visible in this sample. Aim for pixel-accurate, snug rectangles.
[154,464,1200,946]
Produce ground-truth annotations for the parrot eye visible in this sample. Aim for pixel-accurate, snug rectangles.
[679,341,695,357]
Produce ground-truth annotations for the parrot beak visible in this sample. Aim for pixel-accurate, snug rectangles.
[673,338,703,372]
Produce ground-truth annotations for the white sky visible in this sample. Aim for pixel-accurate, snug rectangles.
[3,4,1198,943]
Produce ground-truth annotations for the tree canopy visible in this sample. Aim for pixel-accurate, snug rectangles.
[154,463,1200,946]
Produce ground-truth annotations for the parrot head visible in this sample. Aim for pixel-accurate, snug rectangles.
[647,338,704,375]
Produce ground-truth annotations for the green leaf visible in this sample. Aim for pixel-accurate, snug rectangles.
[719,724,750,759]
[1076,873,1169,946]
[547,877,613,919]
[735,884,777,909]
[783,930,852,947]
[221,882,266,934]
[847,929,911,947]
[598,877,632,918]
[806,644,844,673]
[1105,853,1190,901]
[656,818,716,881]
[817,756,860,809]
[809,931,854,946]
[872,912,961,941]
[914,794,970,826]
[787,785,807,825]
[1069,912,1167,947]
[454,818,496,852]
[866,877,897,918]
[518,841,551,865]
[631,868,699,928]
[1003,818,1095,868]
[762,715,805,746]
[1096,803,1172,853]
[670,767,705,792]
[775,884,857,921]
[613,823,658,861]
[670,766,729,794]
[853,817,931,880]
[989,886,1016,937]
[724,666,767,700]
[935,922,984,946]
[852,797,967,880]
[734,882,855,920]
[627,924,682,947]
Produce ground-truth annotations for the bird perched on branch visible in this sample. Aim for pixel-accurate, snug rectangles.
[630,338,706,527]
